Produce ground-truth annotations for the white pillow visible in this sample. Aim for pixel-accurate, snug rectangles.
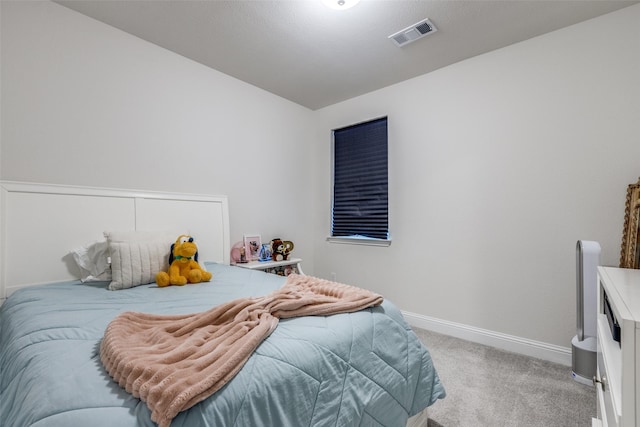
[104,231,180,291]
[71,241,111,282]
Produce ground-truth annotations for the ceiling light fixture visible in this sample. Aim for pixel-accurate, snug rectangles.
[322,0,361,10]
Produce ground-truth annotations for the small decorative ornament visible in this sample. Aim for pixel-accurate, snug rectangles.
[230,241,248,264]
[258,243,272,262]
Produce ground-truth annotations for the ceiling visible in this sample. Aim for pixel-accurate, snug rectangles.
[55,0,638,110]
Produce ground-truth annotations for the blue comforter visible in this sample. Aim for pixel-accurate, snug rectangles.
[0,263,444,426]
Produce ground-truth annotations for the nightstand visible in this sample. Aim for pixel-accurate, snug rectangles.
[233,257,304,276]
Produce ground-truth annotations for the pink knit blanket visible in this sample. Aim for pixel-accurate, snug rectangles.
[100,274,383,427]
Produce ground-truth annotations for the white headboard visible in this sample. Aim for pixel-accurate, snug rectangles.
[0,181,230,300]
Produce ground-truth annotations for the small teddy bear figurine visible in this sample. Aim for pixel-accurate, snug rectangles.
[156,235,212,287]
[271,238,294,262]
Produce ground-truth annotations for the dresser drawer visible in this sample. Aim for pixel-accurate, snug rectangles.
[597,310,624,427]
[596,360,617,427]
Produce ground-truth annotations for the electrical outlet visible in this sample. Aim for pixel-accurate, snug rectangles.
[331,272,336,281]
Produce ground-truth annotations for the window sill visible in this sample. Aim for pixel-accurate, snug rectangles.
[326,236,392,247]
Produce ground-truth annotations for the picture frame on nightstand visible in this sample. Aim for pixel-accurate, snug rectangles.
[243,234,261,261]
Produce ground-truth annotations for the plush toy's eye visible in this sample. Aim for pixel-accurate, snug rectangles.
[180,236,190,244]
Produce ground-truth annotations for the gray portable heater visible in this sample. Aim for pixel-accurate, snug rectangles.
[571,240,600,386]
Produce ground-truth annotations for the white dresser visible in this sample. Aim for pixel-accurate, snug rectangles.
[594,267,640,427]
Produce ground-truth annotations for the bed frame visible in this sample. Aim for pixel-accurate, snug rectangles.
[0,181,230,302]
[0,181,436,425]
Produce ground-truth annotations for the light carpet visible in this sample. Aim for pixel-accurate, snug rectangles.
[414,328,596,427]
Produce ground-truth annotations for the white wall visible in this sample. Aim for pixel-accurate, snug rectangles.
[0,1,316,269]
[312,4,640,349]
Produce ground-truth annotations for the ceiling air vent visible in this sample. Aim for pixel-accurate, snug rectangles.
[388,18,437,48]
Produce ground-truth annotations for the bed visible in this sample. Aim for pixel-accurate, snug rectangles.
[0,182,445,427]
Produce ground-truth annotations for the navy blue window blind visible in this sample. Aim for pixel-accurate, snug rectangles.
[332,117,388,240]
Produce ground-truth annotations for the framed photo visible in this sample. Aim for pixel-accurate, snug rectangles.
[243,234,262,261]
[620,178,640,269]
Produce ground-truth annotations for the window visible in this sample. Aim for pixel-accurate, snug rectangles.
[329,117,390,246]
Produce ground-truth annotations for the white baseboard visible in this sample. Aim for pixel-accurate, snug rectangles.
[402,310,572,366]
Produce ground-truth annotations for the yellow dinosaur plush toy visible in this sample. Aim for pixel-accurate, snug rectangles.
[156,235,212,287]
